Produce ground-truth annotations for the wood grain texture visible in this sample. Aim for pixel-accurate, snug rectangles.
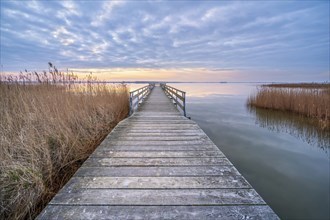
[38,205,279,220]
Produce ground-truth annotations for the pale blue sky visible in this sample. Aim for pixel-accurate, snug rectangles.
[0,0,329,81]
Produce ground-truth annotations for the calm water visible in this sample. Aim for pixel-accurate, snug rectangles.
[165,83,329,220]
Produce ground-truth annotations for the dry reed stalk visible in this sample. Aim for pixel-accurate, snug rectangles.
[0,82,129,219]
[247,84,330,130]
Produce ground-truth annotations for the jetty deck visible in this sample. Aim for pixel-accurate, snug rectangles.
[38,85,279,219]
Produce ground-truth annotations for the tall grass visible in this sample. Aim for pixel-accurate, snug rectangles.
[262,83,329,89]
[247,84,330,130]
[0,68,129,219]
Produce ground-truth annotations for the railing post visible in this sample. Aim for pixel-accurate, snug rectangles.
[175,91,178,103]
[129,92,133,115]
[183,91,186,117]
[137,89,140,104]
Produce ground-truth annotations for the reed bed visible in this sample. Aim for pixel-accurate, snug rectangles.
[0,70,129,219]
[247,84,330,130]
[262,83,329,89]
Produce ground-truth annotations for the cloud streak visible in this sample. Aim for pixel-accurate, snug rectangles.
[0,0,328,81]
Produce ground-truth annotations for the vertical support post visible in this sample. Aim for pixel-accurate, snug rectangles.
[183,91,186,117]
[175,90,178,103]
[137,88,140,104]
[129,92,133,116]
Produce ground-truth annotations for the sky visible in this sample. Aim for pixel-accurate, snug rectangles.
[0,0,329,82]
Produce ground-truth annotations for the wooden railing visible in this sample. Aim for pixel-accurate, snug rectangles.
[129,83,155,115]
[161,83,186,117]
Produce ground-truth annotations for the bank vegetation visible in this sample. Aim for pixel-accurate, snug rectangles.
[0,64,129,219]
[247,83,330,130]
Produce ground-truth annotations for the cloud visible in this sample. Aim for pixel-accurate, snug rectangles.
[60,1,80,16]
[243,7,314,29]
[0,0,328,81]
[26,0,43,12]
[90,40,110,55]
[52,26,77,46]
[56,1,81,25]
[91,1,125,27]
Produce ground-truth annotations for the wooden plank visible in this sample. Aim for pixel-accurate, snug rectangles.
[118,119,194,123]
[111,133,206,136]
[110,136,208,141]
[117,125,200,129]
[115,128,201,132]
[95,145,219,151]
[110,130,203,133]
[120,120,195,123]
[132,116,186,119]
[74,166,240,177]
[37,205,279,220]
[107,140,215,146]
[119,122,194,126]
[133,112,181,116]
[50,189,266,205]
[83,157,232,167]
[61,176,251,190]
[91,150,225,158]
[98,139,217,147]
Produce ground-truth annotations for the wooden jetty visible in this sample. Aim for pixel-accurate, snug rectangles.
[37,85,279,219]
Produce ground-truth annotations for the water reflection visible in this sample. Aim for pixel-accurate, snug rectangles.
[168,83,256,97]
[248,107,330,157]
[127,83,148,91]
[170,83,329,219]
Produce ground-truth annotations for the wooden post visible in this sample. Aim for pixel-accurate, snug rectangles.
[129,93,133,115]
[183,91,186,117]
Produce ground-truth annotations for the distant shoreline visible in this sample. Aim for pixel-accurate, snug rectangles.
[1,80,328,84]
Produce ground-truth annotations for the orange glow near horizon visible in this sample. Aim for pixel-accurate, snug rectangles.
[68,67,239,82]
[167,83,254,97]
[1,67,240,82]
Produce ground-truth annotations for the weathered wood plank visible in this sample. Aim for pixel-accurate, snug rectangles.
[62,176,251,190]
[74,166,240,177]
[83,157,232,167]
[96,145,219,151]
[121,120,196,124]
[116,126,201,130]
[37,205,279,220]
[107,140,216,146]
[121,120,194,123]
[50,189,266,205]
[109,136,208,141]
[118,123,198,126]
[91,150,225,158]
[131,116,186,119]
[113,129,202,133]
[111,132,206,136]
[133,112,181,115]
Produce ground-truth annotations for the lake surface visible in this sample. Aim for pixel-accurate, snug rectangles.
[161,83,329,220]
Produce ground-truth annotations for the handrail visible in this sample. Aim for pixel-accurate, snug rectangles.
[129,83,155,115]
[160,83,186,117]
